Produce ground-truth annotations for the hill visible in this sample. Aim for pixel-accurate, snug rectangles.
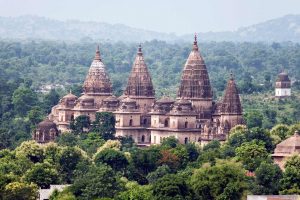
[0,15,300,42]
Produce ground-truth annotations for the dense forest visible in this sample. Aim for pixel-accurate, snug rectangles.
[0,39,300,199]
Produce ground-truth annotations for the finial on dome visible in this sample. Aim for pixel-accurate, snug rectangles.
[94,45,101,61]
[230,71,234,80]
[193,33,198,51]
[69,89,72,94]
[137,43,143,55]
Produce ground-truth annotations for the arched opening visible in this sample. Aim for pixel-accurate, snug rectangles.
[129,119,133,126]
[143,118,147,125]
[184,137,188,144]
[141,135,145,143]
[185,121,188,128]
[164,119,169,127]
[71,114,74,121]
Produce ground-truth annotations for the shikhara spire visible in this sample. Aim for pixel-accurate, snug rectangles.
[177,35,213,99]
[83,45,112,94]
[124,44,155,97]
[94,45,101,61]
[221,73,242,114]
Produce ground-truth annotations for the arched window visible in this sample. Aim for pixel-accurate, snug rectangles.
[143,118,147,125]
[164,119,169,127]
[129,119,133,126]
[71,114,74,121]
[184,137,188,144]
[141,135,145,143]
[185,121,188,128]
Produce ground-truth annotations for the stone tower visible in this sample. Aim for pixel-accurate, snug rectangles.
[177,35,213,120]
[124,44,155,113]
[275,71,291,98]
[83,45,112,106]
[220,73,243,133]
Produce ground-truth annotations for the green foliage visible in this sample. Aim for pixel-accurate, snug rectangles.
[280,155,300,194]
[57,146,88,183]
[161,136,179,148]
[116,181,153,200]
[12,86,38,117]
[146,165,171,184]
[235,141,269,171]
[24,162,59,188]
[71,165,124,200]
[152,174,193,200]
[50,188,76,200]
[94,148,128,172]
[3,181,38,200]
[15,140,44,163]
[43,89,60,113]
[190,160,247,200]
[70,115,91,134]
[92,112,116,140]
[251,161,282,195]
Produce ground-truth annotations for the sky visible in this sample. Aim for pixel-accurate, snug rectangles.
[0,0,299,35]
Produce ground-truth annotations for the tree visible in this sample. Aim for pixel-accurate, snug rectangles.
[24,162,59,189]
[43,89,60,113]
[70,165,123,199]
[12,86,38,117]
[94,148,128,172]
[280,155,300,194]
[251,162,282,195]
[70,115,91,134]
[27,106,44,128]
[56,132,79,147]
[235,141,268,171]
[244,110,263,128]
[78,132,105,155]
[146,165,171,184]
[161,136,179,148]
[158,150,180,171]
[116,181,153,200]
[191,160,247,200]
[92,112,116,140]
[15,140,44,163]
[270,124,290,141]
[58,146,87,183]
[152,174,193,200]
[3,182,38,200]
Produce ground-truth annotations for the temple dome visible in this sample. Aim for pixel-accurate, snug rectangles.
[62,92,78,100]
[33,118,59,143]
[276,71,291,82]
[124,44,155,97]
[38,118,58,131]
[83,46,112,94]
[220,74,242,114]
[177,34,213,99]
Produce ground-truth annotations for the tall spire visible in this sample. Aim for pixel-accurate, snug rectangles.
[83,45,112,94]
[138,43,143,56]
[221,73,242,114]
[193,33,198,51]
[124,44,155,97]
[177,35,212,99]
[94,45,101,61]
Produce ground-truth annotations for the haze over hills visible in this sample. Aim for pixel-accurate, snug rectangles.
[0,14,299,42]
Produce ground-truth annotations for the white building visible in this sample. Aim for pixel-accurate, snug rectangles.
[275,71,291,98]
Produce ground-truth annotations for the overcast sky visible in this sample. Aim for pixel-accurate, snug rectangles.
[0,0,299,34]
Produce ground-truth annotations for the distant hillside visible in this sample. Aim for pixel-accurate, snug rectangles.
[0,15,300,42]
[187,14,300,43]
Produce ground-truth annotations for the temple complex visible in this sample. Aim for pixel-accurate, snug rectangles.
[42,36,244,145]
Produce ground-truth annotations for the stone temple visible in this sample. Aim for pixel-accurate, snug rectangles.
[44,36,244,145]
